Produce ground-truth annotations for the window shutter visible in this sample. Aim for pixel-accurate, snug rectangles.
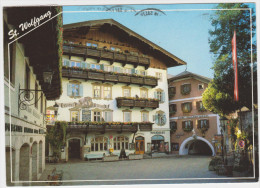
[131,68,135,74]
[162,115,166,125]
[196,101,200,110]
[181,85,184,93]
[67,83,72,96]
[182,121,185,129]
[190,121,193,128]
[81,62,87,69]
[100,64,104,70]
[161,92,165,102]
[79,84,83,97]
[197,120,201,129]
[155,114,159,124]
[86,62,90,69]
[189,102,192,111]
[187,84,191,92]
[206,120,209,128]
[181,103,184,112]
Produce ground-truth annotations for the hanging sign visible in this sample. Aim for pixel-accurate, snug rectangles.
[238,140,245,149]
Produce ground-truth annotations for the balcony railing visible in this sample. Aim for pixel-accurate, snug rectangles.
[116,97,159,109]
[66,122,154,133]
[63,44,150,69]
[62,67,158,87]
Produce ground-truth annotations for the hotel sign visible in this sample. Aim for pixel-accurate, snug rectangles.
[177,115,208,119]
[151,131,165,134]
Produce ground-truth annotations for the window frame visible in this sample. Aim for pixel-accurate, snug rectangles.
[71,110,80,122]
[123,110,132,122]
[140,88,148,98]
[91,136,108,152]
[141,111,149,122]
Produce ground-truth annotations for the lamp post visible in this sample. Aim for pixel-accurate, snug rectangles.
[220,116,228,165]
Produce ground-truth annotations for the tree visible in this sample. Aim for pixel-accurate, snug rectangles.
[202,3,257,115]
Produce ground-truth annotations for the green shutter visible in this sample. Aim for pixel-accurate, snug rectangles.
[86,62,90,69]
[162,115,166,125]
[79,85,83,97]
[100,64,104,70]
[182,121,185,129]
[131,68,135,74]
[81,62,87,69]
[67,83,72,96]
[161,92,165,102]
[154,91,158,99]
[155,114,159,124]
[197,120,201,129]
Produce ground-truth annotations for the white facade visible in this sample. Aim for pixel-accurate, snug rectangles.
[48,55,171,160]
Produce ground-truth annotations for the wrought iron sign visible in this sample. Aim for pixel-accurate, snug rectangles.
[18,84,43,115]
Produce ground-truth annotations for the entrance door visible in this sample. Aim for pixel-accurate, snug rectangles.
[135,136,145,154]
[69,139,80,159]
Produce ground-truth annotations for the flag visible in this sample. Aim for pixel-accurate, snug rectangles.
[231,31,239,101]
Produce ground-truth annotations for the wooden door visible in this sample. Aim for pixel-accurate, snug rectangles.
[135,137,145,154]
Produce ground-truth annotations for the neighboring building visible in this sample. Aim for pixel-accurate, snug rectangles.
[47,19,186,161]
[168,71,220,156]
[4,7,62,185]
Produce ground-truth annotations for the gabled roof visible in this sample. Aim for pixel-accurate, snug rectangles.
[63,19,186,68]
[168,71,212,83]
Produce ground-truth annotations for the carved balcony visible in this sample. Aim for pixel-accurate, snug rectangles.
[116,97,159,109]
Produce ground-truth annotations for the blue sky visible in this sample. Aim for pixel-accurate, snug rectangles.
[62,3,255,78]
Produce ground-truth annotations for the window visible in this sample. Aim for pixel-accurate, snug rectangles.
[4,23,16,84]
[169,104,177,115]
[182,120,193,131]
[104,65,113,72]
[113,136,129,150]
[123,111,131,122]
[103,86,112,99]
[103,111,113,122]
[93,111,102,122]
[198,84,204,90]
[181,84,191,95]
[154,90,165,103]
[141,111,149,122]
[171,143,179,151]
[114,66,122,73]
[139,70,146,76]
[71,61,81,68]
[196,101,206,112]
[122,87,131,97]
[86,42,98,47]
[90,64,101,70]
[67,82,83,97]
[169,87,176,98]
[156,72,163,81]
[93,85,101,98]
[197,119,209,129]
[123,68,132,74]
[170,121,177,131]
[154,112,166,126]
[71,111,79,122]
[140,88,148,98]
[111,46,121,52]
[182,102,192,113]
[91,137,108,152]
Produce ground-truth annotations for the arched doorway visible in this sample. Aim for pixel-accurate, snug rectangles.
[39,141,43,173]
[6,147,15,185]
[135,136,145,154]
[151,135,165,153]
[19,143,30,181]
[68,138,81,159]
[179,136,215,156]
[32,142,38,181]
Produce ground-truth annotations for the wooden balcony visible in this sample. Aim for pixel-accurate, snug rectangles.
[116,98,159,109]
[63,44,150,69]
[139,123,153,131]
[62,68,158,87]
[66,123,138,133]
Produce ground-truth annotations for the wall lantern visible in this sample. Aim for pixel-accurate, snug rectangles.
[43,70,53,85]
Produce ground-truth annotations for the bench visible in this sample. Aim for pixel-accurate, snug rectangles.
[84,153,104,161]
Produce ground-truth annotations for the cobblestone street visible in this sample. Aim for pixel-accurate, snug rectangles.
[36,155,256,186]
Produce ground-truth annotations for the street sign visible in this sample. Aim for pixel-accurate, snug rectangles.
[238,140,245,149]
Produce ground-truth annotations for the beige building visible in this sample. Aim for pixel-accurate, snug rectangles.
[168,71,220,156]
[4,7,62,185]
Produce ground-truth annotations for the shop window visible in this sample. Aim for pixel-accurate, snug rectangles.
[171,143,179,151]
[123,111,131,122]
[198,84,204,90]
[140,88,148,98]
[103,111,113,122]
[93,111,102,122]
[141,111,149,122]
[113,136,129,150]
[103,85,112,99]
[196,101,207,112]
[154,112,166,126]
[169,87,176,98]
[156,72,163,81]
[91,137,108,152]
[181,84,191,95]
[93,85,101,98]
[181,102,192,113]
[67,82,83,97]
[71,111,80,122]
[154,90,165,103]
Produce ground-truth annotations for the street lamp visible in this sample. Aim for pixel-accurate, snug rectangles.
[220,116,228,165]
